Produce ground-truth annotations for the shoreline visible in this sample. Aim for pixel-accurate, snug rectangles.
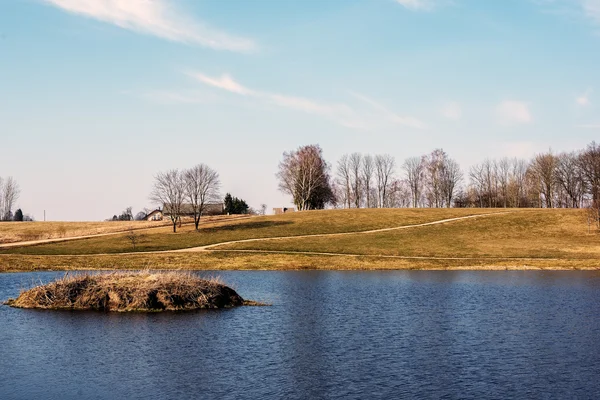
[1,254,598,273]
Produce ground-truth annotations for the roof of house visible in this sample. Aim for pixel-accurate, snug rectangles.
[163,203,224,215]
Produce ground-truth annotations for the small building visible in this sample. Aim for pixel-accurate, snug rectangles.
[145,209,163,221]
[273,207,296,215]
[163,203,225,217]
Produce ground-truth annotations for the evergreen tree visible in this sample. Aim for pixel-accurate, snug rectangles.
[224,193,233,214]
[13,209,23,222]
[224,193,249,214]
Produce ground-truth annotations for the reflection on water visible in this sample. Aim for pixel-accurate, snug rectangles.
[1,271,600,399]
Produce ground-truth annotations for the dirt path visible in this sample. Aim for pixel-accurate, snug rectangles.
[3,212,530,263]
[203,248,559,262]
[174,212,511,253]
[172,211,565,264]
[0,215,253,250]
[0,231,140,249]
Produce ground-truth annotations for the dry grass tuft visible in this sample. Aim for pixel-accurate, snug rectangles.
[5,271,259,312]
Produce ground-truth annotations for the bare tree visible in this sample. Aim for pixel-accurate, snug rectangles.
[555,152,584,208]
[0,177,20,221]
[403,157,424,208]
[386,179,411,208]
[329,182,345,209]
[375,154,396,208]
[362,155,375,208]
[150,169,185,232]
[277,144,334,210]
[587,202,600,232]
[469,158,530,208]
[469,163,486,207]
[530,152,558,208]
[0,177,4,221]
[349,153,362,208]
[440,157,463,208]
[497,158,510,208]
[580,141,600,206]
[336,154,352,209]
[125,207,133,221]
[184,164,221,230]
[469,159,497,208]
[125,229,142,250]
[510,158,529,207]
[482,159,497,207]
[423,149,446,208]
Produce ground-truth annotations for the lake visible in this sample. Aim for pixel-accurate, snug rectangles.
[1,271,600,399]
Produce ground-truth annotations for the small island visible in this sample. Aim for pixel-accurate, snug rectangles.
[5,271,261,312]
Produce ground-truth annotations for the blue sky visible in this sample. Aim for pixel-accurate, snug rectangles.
[1,0,599,220]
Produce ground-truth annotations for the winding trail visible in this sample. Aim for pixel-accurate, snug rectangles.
[0,215,253,250]
[170,211,525,260]
[0,231,148,250]
[2,212,512,259]
[199,249,559,262]
[1,211,593,268]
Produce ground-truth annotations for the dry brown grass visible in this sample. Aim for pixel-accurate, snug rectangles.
[0,221,168,244]
[219,209,600,260]
[4,271,256,311]
[0,215,249,246]
[1,251,598,273]
[1,209,598,271]
[1,209,504,255]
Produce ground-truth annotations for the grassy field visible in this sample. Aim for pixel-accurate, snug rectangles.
[0,208,504,255]
[0,215,248,247]
[0,220,170,244]
[0,208,598,272]
[219,209,599,259]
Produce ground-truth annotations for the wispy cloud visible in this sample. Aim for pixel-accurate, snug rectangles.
[581,0,600,23]
[496,101,533,125]
[577,88,593,106]
[576,123,600,128]
[190,72,253,95]
[348,91,427,129]
[41,0,256,52]
[534,0,600,29]
[139,90,219,105]
[395,0,453,11]
[186,71,426,130]
[395,0,434,11]
[441,102,462,120]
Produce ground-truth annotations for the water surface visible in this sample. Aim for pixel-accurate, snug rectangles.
[1,271,599,399]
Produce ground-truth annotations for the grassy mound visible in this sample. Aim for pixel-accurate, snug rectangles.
[5,271,257,312]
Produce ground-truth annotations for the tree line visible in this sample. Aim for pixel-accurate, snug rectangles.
[0,177,29,221]
[276,142,600,212]
[463,143,600,209]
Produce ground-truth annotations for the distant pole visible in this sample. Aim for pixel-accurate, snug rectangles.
[44,210,46,222]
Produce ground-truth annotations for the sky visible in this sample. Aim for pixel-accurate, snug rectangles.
[1,0,600,221]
